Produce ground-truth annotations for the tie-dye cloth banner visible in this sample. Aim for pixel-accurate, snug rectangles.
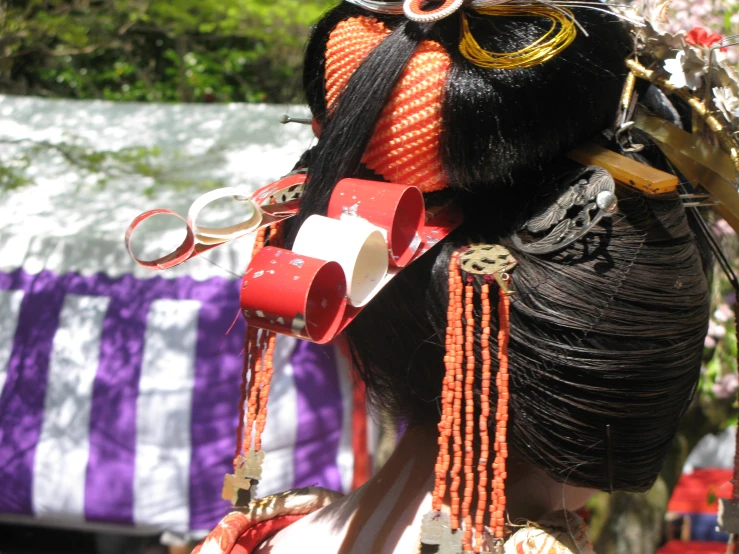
[0,95,372,537]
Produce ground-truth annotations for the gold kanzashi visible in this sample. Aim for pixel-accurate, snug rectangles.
[626,58,739,176]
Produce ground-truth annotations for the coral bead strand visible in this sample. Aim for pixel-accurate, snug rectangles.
[268,221,284,247]
[462,281,476,551]
[434,252,461,511]
[254,331,277,452]
[233,326,257,468]
[475,283,492,551]
[243,328,263,455]
[449,257,465,530]
[236,226,268,460]
[490,288,511,541]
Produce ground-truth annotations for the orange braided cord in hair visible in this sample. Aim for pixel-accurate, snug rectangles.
[433,252,462,511]
[475,283,492,551]
[490,288,511,540]
[462,282,476,551]
[325,17,390,106]
[324,17,451,192]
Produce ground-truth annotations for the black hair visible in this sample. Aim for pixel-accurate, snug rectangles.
[290,2,710,493]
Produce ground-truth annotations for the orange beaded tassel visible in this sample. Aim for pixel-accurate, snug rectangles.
[449,260,465,531]
[223,225,282,506]
[423,245,516,551]
[234,227,268,466]
[462,280,476,550]
[254,332,277,451]
[422,253,463,548]
[490,286,512,544]
[475,283,492,552]
[432,252,462,511]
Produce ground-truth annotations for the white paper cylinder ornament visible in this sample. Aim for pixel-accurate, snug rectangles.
[292,215,389,307]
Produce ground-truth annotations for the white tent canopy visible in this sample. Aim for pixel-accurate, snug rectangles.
[0,95,315,280]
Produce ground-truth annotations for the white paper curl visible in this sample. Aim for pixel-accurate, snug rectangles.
[292,215,389,307]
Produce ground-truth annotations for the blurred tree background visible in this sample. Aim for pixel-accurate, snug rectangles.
[0,0,336,103]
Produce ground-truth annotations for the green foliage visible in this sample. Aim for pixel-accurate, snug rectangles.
[0,0,336,103]
[0,137,224,196]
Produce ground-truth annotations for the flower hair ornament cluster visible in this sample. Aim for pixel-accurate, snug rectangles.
[607,1,739,548]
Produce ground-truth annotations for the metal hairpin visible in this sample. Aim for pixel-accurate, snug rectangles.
[279,114,312,126]
[679,184,739,295]
[680,193,721,208]
[605,424,614,494]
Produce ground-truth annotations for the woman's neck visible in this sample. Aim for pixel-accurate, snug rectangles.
[259,424,595,554]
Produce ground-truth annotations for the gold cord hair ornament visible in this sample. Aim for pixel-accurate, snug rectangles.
[459,3,577,70]
[422,245,516,554]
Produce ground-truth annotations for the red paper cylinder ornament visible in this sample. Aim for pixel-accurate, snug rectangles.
[240,247,347,344]
[327,179,425,267]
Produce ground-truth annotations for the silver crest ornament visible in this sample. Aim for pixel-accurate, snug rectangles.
[512,165,618,255]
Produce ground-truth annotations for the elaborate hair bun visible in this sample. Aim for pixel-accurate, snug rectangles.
[297,5,633,233]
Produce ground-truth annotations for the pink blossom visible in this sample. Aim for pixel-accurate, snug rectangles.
[712,218,737,237]
[714,303,733,323]
[712,373,739,399]
[661,0,739,63]
[708,320,727,339]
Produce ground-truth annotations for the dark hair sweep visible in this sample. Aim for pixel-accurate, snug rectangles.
[292,2,710,493]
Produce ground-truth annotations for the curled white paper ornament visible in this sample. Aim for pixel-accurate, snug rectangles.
[187,187,262,245]
[292,215,389,307]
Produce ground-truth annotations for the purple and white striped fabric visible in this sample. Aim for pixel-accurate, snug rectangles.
[0,267,356,535]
